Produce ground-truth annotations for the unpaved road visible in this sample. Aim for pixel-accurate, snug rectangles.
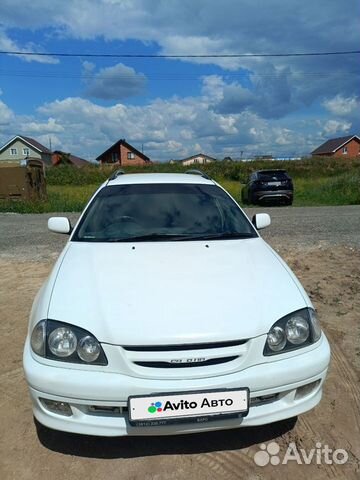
[0,206,359,479]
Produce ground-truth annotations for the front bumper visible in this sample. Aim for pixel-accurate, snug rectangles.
[23,335,330,436]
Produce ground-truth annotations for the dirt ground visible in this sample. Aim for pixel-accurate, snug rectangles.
[0,245,359,479]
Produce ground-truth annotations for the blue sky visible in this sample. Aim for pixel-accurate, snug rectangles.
[0,0,359,161]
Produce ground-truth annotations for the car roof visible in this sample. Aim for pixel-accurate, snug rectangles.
[106,172,215,186]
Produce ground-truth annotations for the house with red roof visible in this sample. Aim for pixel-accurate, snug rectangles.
[312,135,360,157]
[96,138,151,166]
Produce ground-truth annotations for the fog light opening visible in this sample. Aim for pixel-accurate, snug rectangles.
[250,393,279,406]
[40,398,73,416]
[88,405,123,416]
[295,380,321,400]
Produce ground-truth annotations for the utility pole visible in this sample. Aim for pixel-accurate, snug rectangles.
[49,137,52,152]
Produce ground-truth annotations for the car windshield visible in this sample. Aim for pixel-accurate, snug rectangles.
[258,171,289,181]
[73,183,257,242]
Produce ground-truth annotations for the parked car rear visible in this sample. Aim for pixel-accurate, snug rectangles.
[241,169,293,205]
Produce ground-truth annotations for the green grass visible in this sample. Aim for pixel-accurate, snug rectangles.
[217,179,242,203]
[293,173,360,206]
[0,185,99,213]
[0,157,359,213]
[44,156,360,186]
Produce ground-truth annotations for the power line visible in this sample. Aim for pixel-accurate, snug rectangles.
[0,69,358,81]
[1,50,360,59]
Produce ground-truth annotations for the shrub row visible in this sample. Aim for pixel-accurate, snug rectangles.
[46,157,360,186]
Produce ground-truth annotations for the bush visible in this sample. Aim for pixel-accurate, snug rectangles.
[45,157,360,186]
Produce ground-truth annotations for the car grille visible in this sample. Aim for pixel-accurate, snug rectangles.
[121,339,249,379]
[134,356,238,369]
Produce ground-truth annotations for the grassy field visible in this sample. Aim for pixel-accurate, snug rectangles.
[0,157,359,212]
[0,185,99,213]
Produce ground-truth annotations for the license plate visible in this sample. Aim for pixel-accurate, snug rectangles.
[128,388,249,426]
[268,181,281,186]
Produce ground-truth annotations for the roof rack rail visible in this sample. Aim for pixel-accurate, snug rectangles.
[185,169,212,180]
[108,169,125,181]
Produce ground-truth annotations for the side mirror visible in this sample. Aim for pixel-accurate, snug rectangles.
[48,217,72,234]
[252,213,271,230]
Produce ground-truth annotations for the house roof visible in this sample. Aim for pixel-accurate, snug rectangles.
[180,153,217,162]
[311,135,360,155]
[96,138,150,162]
[0,135,52,154]
[52,151,90,167]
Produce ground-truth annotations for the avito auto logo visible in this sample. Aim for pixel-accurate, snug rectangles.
[148,397,234,413]
[148,401,163,413]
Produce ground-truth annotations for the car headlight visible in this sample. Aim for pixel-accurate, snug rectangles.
[266,325,287,351]
[264,308,322,356]
[30,319,46,357]
[285,315,309,344]
[77,336,101,363]
[48,327,77,357]
[30,320,107,365]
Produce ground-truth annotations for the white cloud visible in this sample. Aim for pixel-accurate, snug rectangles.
[273,128,294,145]
[0,0,358,159]
[0,1,359,70]
[37,133,61,151]
[323,95,359,116]
[323,119,351,136]
[82,61,96,73]
[0,28,59,64]
[0,0,358,130]
[201,75,226,101]
[84,63,147,100]
[0,99,15,126]
[35,92,298,159]
[20,117,64,133]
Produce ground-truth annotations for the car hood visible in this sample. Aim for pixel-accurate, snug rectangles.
[48,239,307,345]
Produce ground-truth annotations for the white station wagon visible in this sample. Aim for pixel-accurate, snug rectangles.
[23,171,330,436]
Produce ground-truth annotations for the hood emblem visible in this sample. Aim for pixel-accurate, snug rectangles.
[170,357,207,364]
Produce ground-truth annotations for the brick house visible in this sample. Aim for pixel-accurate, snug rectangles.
[96,139,151,166]
[52,151,90,167]
[311,135,360,157]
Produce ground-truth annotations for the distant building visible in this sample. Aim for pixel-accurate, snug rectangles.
[0,135,52,165]
[96,139,151,166]
[52,151,90,167]
[311,135,360,157]
[254,155,273,161]
[179,153,217,166]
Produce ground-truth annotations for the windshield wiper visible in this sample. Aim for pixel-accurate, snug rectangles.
[182,232,257,241]
[102,232,257,242]
[106,233,193,242]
